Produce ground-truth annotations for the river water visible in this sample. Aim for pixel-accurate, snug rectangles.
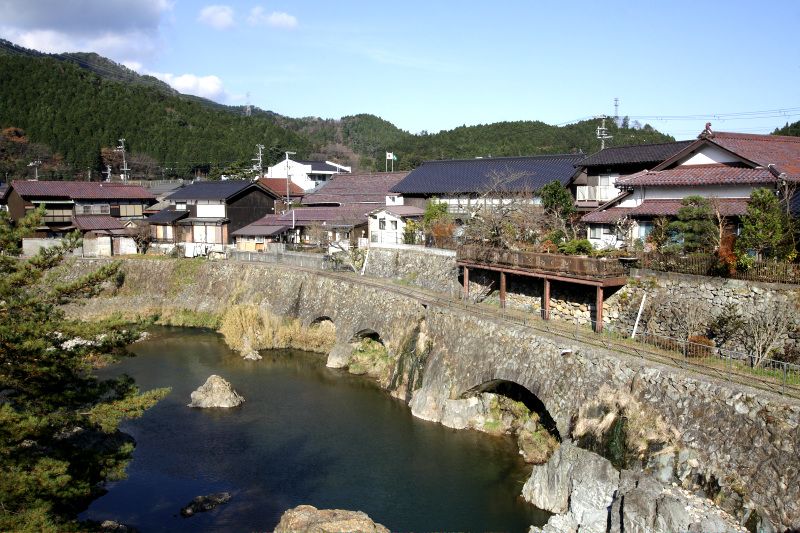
[82,327,548,532]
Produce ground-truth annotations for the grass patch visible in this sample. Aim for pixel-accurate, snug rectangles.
[218,305,336,355]
[168,258,205,296]
[348,338,393,385]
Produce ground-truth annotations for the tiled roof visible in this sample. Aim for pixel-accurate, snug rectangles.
[258,178,305,197]
[616,165,776,187]
[233,206,371,236]
[72,215,126,231]
[302,172,408,206]
[370,205,425,217]
[297,160,342,173]
[147,208,189,224]
[231,224,288,237]
[166,180,270,201]
[628,198,749,217]
[10,180,155,200]
[707,132,800,178]
[577,141,693,168]
[391,155,582,195]
[582,207,631,224]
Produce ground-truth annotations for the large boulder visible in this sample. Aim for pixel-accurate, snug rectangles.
[188,375,245,408]
[275,505,389,533]
[522,441,619,533]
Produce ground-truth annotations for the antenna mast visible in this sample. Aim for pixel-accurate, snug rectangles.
[614,97,619,123]
[595,115,613,150]
[245,91,252,117]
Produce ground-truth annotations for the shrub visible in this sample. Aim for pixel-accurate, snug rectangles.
[558,238,593,255]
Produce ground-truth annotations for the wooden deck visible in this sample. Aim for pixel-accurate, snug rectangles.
[456,246,629,332]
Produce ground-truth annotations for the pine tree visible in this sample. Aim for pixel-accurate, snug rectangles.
[0,208,169,530]
[668,196,716,253]
[736,188,790,260]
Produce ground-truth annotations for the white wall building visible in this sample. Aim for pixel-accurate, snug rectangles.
[368,205,424,245]
[266,159,351,191]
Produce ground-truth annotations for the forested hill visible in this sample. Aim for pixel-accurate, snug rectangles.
[774,121,800,137]
[0,52,311,180]
[0,39,676,180]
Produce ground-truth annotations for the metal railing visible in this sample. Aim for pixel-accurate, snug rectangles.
[223,252,800,399]
[458,245,626,279]
[636,252,800,285]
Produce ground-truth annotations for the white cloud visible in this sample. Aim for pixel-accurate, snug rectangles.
[247,7,297,29]
[146,70,228,101]
[197,5,234,30]
[0,0,171,63]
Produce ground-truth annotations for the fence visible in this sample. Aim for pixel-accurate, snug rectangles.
[226,249,352,270]
[636,252,800,285]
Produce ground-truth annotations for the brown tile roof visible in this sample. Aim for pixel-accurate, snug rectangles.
[616,165,776,187]
[581,207,631,224]
[627,198,749,217]
[302,172,408,206]
[11,180,155,200]
[233,205,372,236]
[709,132,800,177]
[72,215,126,231]
[258,177,305,197]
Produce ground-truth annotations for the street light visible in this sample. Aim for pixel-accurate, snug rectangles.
[284,151,296,213]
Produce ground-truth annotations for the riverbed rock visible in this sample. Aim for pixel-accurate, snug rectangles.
[180,492,231,517]
[274,504,389,533]
[522,441,619,533]
[188,375,245,408]
[100,520,137,532]
[326,342,354,369]
[242,350,262,361]
[609,470,745,533]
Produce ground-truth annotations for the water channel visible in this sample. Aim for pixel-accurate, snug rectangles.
[83,327,548,531]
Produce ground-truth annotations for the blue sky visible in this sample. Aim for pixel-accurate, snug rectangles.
[1,0,799,140]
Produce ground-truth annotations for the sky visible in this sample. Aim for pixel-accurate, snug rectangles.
[1,0,799,141]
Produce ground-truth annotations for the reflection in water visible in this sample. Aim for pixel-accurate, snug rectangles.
[83,327,548,532]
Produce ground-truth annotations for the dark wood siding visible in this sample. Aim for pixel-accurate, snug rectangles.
[6,189,29,221]
[226,188,276,242]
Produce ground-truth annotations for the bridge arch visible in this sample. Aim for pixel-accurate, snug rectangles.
[349,328,385,345]
[463,379,560,439]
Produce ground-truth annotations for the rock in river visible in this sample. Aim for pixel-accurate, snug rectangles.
[180,492,231,517]
[187,375,245,408]
[275,504,389,533]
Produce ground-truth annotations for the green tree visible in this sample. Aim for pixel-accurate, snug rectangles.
[0,208,169,530]
[539,180,575,219]
[736,188,790,260]
[422,198,450,228]
[668,196,716,253]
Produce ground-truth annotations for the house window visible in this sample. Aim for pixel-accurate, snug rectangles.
[371,232,378,243]
[378,218,386,230]
[176,202,187,211]
[602,225,614,235]
[390,220,398,230]
[638,221,653,239]
[590,226,601,239]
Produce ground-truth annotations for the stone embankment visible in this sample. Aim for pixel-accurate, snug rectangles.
[63,257,800,531]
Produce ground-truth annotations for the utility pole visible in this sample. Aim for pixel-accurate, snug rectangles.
[103,165,112,182]
[253,144,265,178]
[595,115,613,150]
[115,138,129,181]
[284,151,296,213]
[27,160,42,180]
[614,97,619,124]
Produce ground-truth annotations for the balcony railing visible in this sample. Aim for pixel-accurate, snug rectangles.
[457,245,626,279]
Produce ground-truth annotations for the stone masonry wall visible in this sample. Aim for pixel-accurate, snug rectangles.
[364,245,458,294]
[64,258,800,530]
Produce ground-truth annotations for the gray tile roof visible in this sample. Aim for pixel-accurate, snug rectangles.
[297,160,341,173]
[577,141,693,168]
[390,155,583,195]
[166,180,257,201]
[147,208,189,224]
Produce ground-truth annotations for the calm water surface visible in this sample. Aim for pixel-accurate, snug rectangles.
[83,327,548,532]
